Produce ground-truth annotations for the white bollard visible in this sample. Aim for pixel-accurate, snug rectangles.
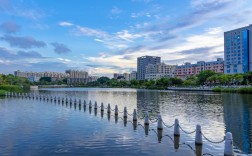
[133,109,137,121]
[94,101,97,109]
[101,102,104,111]
[157,114,163,130]
[123,107,127,118]
[144,111,149,125]
[174,119,180,136]
[107,104,111,113]
[195,124,202,145]
[224,132,234,156]
[115,105,118,115]
[89,100,92,108]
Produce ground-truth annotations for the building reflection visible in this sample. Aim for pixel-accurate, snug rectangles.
[136,90,160,116]
[223,93,252,153]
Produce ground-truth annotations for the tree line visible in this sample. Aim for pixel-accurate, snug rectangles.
[86,70,252,89]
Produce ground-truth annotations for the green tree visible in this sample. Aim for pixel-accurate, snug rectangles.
[97,76,110,85]
[183,76,197,86]
[170,78,183,86]
[40,77,52,82]
[197,70,216,85]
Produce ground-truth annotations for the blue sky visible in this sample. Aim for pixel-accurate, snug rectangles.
[0,0,252,77]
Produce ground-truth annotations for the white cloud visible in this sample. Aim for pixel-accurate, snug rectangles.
[59,21,74,27]
[72,26,108,38]
[94,38,104,42]
[115,30,141,41]
[57,58,71,64]
[111,6,122,14]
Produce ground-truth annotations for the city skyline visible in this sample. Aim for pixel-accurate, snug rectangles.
[1,0,252,77]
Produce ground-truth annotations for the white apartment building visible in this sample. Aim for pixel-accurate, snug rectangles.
[145,63,176,80]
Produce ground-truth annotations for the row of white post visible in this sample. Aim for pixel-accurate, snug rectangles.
[5,92,234,156]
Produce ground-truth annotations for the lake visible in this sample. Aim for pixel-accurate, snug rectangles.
[0,88,251,155]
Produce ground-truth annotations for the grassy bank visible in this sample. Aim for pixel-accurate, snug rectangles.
[0,85,24,92]
[0,85,30,96]
[212,87,252,94]
[0,90,7,96]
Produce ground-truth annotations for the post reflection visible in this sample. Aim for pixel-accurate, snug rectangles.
[174,136,180,150]
[94,109,97,116]
[133,120,137,130]
[115,114,118,124]
[107,112,111,121]
[157,129,162,143]
[123,118,127,127]
[101,110,104,118]
[145,124,149,136]
[195,145,202,156]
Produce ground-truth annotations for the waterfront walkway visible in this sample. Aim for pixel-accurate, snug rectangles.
[167,87,212,91]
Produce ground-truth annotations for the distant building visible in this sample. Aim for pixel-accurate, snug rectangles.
[175,58,224,79]
[87,76,99,82]
[14,70,69,82]
[145,63,176,80]
[137,56,161,80]
[28,75,40,82]
[113,73,120,79]
[224,24,252,74]
[130,71,137,80]
[113,73,131,81]
[65,70,88,84]
[123,73,130,81]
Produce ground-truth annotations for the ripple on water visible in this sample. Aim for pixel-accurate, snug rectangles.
[0,88,251,155]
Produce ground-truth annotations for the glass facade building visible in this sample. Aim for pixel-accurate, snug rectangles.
[224,25,252,74]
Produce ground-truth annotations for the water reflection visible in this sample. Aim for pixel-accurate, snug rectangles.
[101,110,104,118]
[136,91,160,116]
[15,88,252,154]
[94,109,97,116]
[174,136,180,150]
[157,129,162,143]
[107,112,110,121]
[145,124,149,136]
[223,93,252,153]
[115,114,118,124]
[133,120,137,130]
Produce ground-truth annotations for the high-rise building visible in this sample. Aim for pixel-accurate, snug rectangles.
[137,56,161,80]
[224,25,252,74]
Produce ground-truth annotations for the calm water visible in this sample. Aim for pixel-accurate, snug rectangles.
[0,88,251,155]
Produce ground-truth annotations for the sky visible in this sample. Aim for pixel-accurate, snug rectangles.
[0,0,252,77]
